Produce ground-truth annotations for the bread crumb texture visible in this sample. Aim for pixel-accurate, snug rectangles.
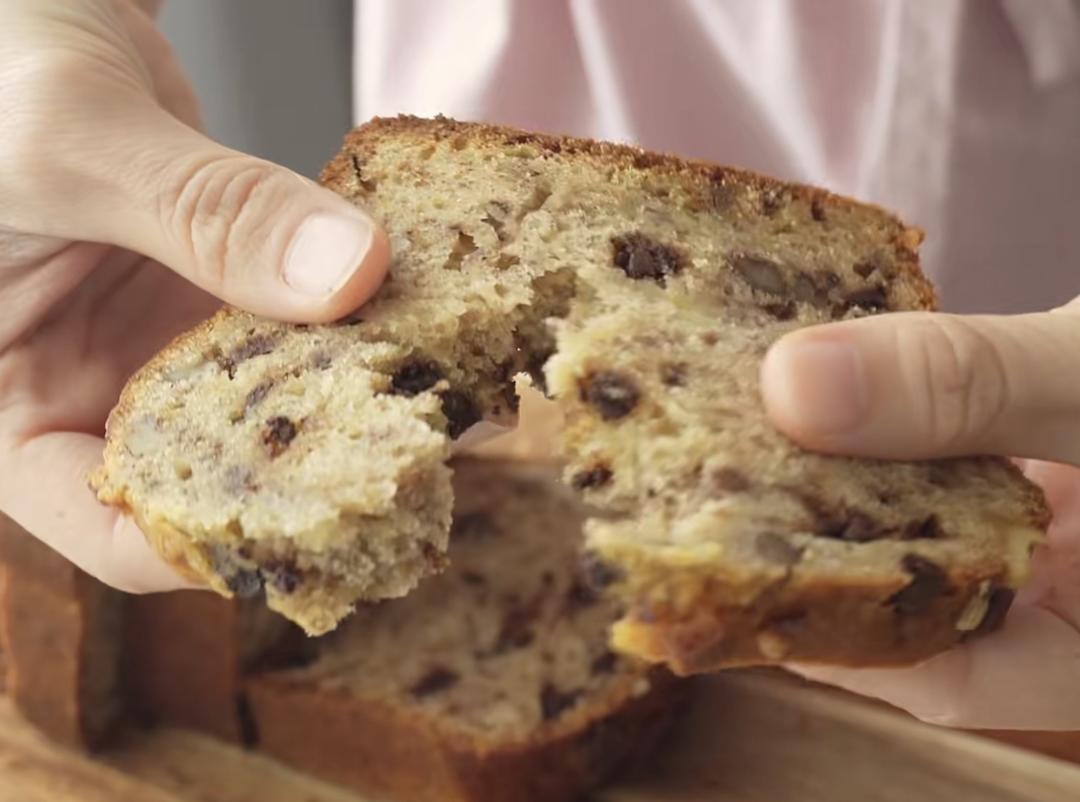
[93,117,1048,671]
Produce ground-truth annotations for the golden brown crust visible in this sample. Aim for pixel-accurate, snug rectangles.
[324,114,935,311]
[246,669,683,802]
[612,573,1015,673]
[326,115,915,233]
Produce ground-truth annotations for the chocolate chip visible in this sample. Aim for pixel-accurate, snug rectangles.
[763,300,797,320]
[888,555,949,614]
[231,333,278,363]
[968,587,1015,637]
[216,333,279,379]
[262,416,297,458]
[660,363,687,387]
[264,562,301,594]
[754,533,803,567]
[853,260,878,278]
[565,579,599,611]
[391,359,444,396]
[580,371,640,420]
[590,652,619,675]
[494,605,537,654]
[461,570,486,587]
[836,512,887,543]
[611,233,685,285]
[730,254,788,295]
[811,196,827,222]
[708,467,751,494]
[272,571,299,594]
[571,465,613,490]
[582,552,623,589]
[226,569,264,599]
[440,390,480,438]
[810,504,891,542]
[452,512,497,540]
[410,666,460,698]
[540,684,581,720]
[845,286,889,313]
[903,515,943,540]
[244,380,273,411]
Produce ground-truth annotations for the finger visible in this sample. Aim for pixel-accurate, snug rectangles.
[761,307,1080,463]
[3,82,389,323]
[789,604,1080,730]
[93,104,390,323]
[0,431,198,593]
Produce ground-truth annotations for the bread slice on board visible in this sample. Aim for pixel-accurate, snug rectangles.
[245,459,682,802]
[0,518,125,748]
[92,116,1048,669]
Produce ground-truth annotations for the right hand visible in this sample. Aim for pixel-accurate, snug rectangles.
[0,0,390,592]
[762,301,1080,729]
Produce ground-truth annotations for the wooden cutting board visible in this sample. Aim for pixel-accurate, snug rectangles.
[2,670,1077,802]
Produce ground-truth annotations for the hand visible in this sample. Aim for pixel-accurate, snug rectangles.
[761,299,1080,730]
[0,0,389,592]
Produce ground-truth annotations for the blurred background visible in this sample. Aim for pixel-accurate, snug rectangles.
[159,0,353,178]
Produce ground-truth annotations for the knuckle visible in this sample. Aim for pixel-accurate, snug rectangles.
[901,316,1010,449]
[160,156,283,289]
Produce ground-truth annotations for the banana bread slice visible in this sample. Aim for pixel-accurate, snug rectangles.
[0,518,125,748]
[123,591,306,743]
[93,117,1047,666]
[245,459,682,802]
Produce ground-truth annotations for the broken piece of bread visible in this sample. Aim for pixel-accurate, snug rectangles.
[246,459,681,802]
[92,117,1048,669]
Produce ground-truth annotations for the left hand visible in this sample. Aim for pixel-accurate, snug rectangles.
[761,300,1080,730]
[0,0,388,592]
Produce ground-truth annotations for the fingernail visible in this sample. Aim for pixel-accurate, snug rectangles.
[763,337,869,435]
[284,213,373,297]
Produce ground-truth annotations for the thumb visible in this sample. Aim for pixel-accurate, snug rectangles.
[761,304,1080,464]
[31,102,390,323]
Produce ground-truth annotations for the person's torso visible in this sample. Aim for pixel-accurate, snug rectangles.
[354,0,1080,313]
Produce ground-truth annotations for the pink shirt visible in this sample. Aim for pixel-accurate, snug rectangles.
[353,1,1080,314]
